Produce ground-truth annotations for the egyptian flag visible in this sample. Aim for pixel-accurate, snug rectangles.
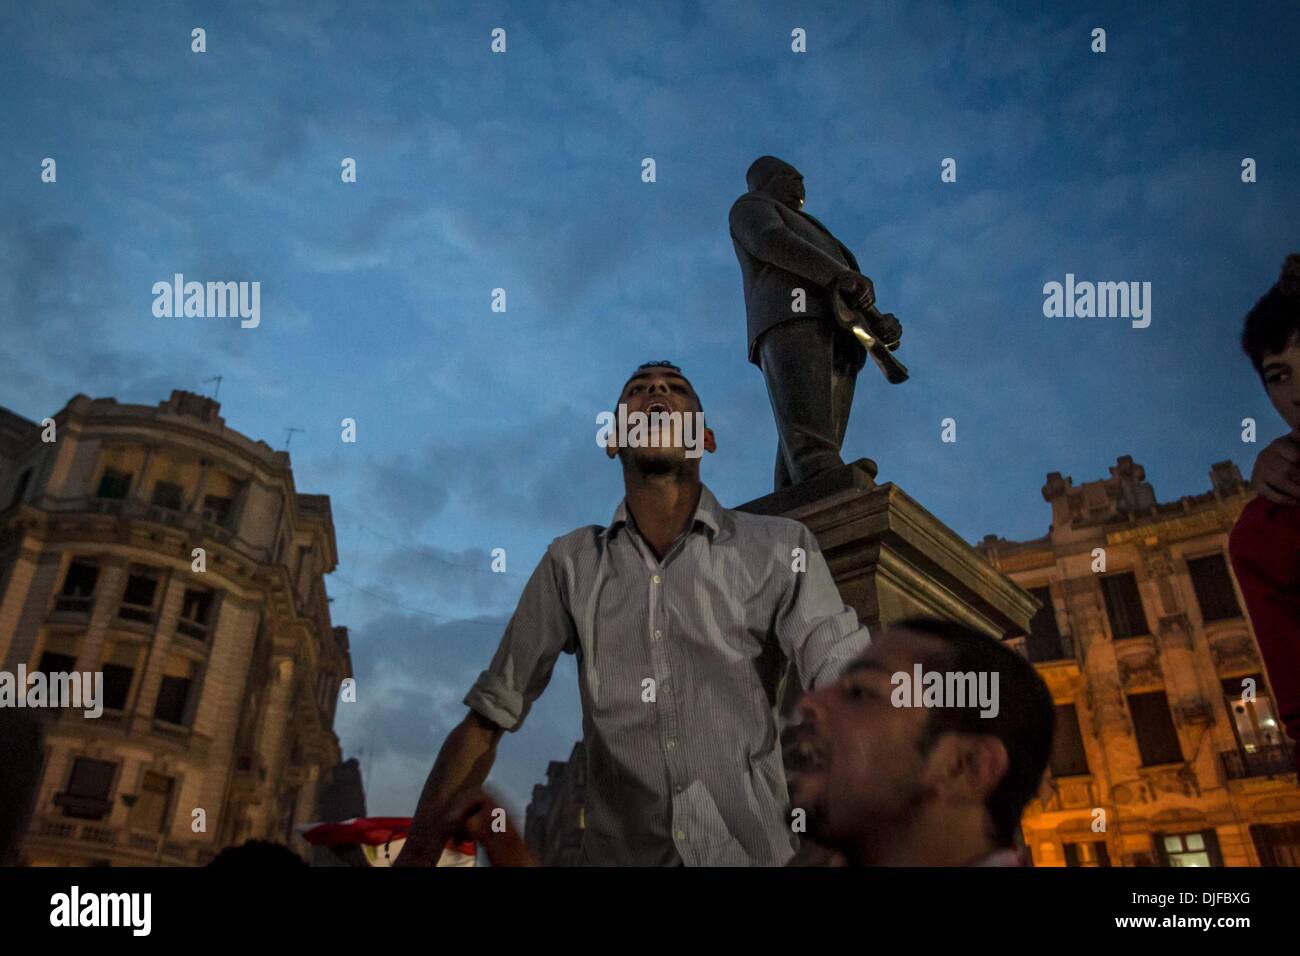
[298,817,476,867]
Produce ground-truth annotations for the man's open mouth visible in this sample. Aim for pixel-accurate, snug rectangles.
[646,401,670,415]
[789,728,828,774]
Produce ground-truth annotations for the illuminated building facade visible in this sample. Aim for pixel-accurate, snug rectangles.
[0,390,352,865]
[980,456,1300,867]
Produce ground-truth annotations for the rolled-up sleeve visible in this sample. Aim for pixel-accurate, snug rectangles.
[774,525,871,690]
[464,546,577,732]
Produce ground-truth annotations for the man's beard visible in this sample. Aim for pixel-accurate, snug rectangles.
[810,778,931,858]
[620,446,685,477]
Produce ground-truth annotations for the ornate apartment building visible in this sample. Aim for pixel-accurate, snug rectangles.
[0,390,352,865]
[980,456,1300,867]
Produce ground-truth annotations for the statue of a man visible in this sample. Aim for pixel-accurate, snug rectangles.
[729,156,901,491]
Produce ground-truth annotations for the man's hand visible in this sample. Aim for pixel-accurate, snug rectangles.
[838,271,876,312]
[1251,433,1300,505]
[444,790,537,867]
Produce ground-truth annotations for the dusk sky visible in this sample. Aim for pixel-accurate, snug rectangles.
[2,0,1297,820]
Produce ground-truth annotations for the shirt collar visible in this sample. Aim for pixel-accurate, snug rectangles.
[603,484,723,541]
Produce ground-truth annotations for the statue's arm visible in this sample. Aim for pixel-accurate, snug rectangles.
[730,200,854,289]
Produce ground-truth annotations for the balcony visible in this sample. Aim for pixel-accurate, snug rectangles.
[1220,741,1296,781]
[53,593,94,614]
[32,816,200,864]
[66,496,268,563]
[116,601,157,625]
[1010,633,1077,664]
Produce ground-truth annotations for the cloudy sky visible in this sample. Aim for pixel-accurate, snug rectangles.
[2,0,1297,821]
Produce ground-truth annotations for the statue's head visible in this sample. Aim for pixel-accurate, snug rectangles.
[746,155,804,211]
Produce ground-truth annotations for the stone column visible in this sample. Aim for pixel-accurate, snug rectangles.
[128,570,188,734]
[0,547,62,668]
[72,558,130,674]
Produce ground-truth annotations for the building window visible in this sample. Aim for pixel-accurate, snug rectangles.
[1101,572,1149,638]
[177,588,215,640]
[127,772,175,834]
[154,656,198,727]
[1128,692,1183,766]
[101,663,134,711]
[150,480,184,512]
[1187,553,1241,623]
[96,468,132,500]
[281,788,300,844]
[1026,586,1067,661]
[37,650,78,676]
[118,570,160,624]
[1158,830,1221,867]
[1050,704,1090,777]
[56,559,99,613]
[1221,674,1282,751]
[1063,841,1111,867]
[202,494,233,527]
[55,757,117,820]
[1250,823,1300,867]
[8,467,32,510]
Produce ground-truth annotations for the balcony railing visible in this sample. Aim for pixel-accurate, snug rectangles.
[176,617,210,640]
[116,601,157,625]
[63,496,267,562]
[1011,633,1077,664]
[1220,741,1296,780]
[33,816,199,863]
[53,593,94,614]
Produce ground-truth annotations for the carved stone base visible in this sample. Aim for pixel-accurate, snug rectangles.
[738,459,1037,641]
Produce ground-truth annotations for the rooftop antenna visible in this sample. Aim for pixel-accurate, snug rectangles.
[283,426,304,449]
[202,375,223,401]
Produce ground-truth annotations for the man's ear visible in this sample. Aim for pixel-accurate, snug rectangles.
[959,736,1009,802]
[928,734,1008,803]
[605,437,619,460]
[703,426,717,454]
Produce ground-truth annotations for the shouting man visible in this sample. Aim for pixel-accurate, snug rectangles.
[789,618,1055,866]
[396,362,871,866]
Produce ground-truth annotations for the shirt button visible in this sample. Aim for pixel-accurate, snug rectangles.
[674,785,683,793]
[675,830,686,840]
[651,574,661,584]
[666,738,676,750]
[653,629,662,639]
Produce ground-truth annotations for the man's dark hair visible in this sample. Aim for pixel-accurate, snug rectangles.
[206,838,309,868]
[617,361,705,416]
[1242,253,1300,379]
[897,616,1055,849]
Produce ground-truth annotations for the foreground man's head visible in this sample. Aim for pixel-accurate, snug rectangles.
[791,617,1055,866]
[606,361,716,474]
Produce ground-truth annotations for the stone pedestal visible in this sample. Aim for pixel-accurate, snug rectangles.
[738,459,1037,642]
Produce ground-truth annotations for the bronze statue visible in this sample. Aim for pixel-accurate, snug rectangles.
[729,156,905,492]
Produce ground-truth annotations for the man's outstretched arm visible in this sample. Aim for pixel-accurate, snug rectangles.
[395,544,576,865]
[394,710,504,866]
